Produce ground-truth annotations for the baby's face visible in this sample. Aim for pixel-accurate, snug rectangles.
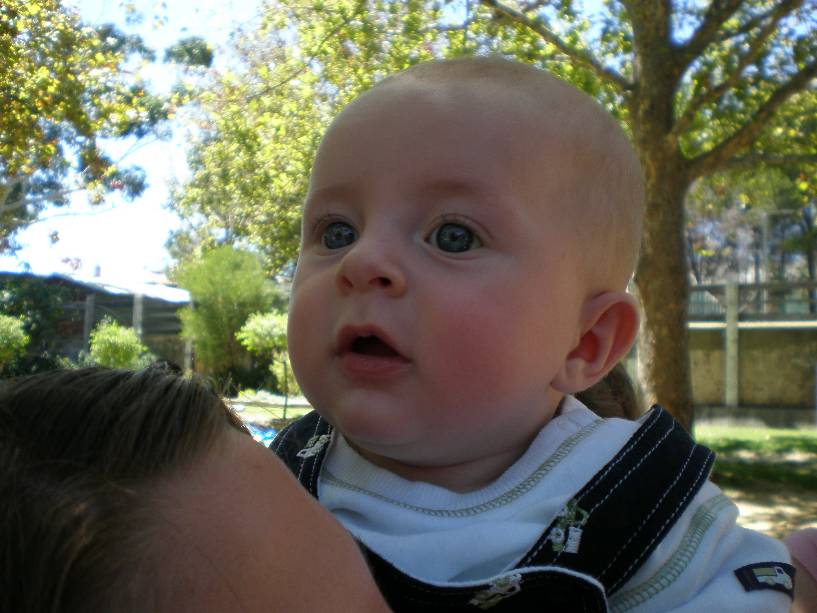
[288,82,589,475]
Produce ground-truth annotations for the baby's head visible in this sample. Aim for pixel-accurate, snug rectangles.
[288,57,644,488]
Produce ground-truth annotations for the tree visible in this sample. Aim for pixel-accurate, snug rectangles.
[173,246,281,383]
[685,165,817,303]
[686,168,796,283]
[0,0,167,251]
[167,1,439,270]
[173,0,817,427]
[164,36,214,68]
[0,274,70,352]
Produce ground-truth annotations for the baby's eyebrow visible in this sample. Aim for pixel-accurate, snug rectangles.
[418,179,501,203]
[418,179,516,228]
[305,184,359,208]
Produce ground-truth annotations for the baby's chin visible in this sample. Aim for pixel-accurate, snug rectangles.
[315,402,416,444]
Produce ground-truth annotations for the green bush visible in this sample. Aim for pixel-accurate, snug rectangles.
[236,311,286,358]
[237,311,300,397]
[87,319,153,369]
[0,314,30,371]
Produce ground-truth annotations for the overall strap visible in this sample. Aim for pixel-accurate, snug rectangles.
[520,406,715,596]
[269,410,333,498]
[365,549,608,612]
[270,415,608,611]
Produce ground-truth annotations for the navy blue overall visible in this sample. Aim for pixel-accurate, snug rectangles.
[271,407,714,612]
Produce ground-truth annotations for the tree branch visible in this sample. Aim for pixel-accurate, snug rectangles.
[717,153,817,172]
[678,0,747,69]
[426,14,478,33]
[428,22,472,33]
[246,11,352,101]
[0,180,80,216]
[674,0,801,136]
[687,58,817,178]
[479,0,631,93]
[520,0,549,10]
[0,177,28,215]
[714,5,782,43]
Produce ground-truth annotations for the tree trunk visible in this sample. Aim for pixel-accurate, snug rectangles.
[807,249,816,314]
[635,157,694,430]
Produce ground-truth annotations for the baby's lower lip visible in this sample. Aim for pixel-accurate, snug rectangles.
[338,351,411,379]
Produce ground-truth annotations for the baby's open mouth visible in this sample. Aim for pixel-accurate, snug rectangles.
[337,327,410,374]
[350,335,400,358]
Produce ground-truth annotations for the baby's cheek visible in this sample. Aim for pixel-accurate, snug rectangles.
[427,297,553,407]
[286,302,325,395]
[428,308,515,394]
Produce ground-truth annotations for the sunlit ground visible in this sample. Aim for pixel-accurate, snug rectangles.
[726,487,817,539]
[697,425,817,539]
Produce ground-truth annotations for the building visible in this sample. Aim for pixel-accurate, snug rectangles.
[0,270,190,368]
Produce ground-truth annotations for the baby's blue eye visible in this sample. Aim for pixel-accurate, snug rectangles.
[429,222,480,253]
[322,221,357,249]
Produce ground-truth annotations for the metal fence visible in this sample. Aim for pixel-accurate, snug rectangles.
[689,280,817,320]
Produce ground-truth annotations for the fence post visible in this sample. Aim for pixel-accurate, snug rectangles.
[132,293,144,340]
[83,293,95,351]
[183,338,193,374]
[724,280,739,409]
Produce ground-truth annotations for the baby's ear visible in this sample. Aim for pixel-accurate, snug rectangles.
[552,292,639,394]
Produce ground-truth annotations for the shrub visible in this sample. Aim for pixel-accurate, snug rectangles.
[87,319,153,369]
[0,314,30,372]
[236,311,286,358]
[237,311,300,397]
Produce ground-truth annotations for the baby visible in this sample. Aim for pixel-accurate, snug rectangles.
[273,57,792,611]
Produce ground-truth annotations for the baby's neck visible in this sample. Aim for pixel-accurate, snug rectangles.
[346,397,567,492]
[350,435,539,493]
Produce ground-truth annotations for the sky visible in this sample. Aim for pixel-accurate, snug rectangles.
[0,0,261,283]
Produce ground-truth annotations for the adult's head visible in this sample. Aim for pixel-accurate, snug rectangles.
[0,367,386,613]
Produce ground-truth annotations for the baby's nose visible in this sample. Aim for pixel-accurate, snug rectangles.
[335,240,406,297]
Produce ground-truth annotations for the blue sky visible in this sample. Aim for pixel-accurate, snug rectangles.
[0,0,261,282]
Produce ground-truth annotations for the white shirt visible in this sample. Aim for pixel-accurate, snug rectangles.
[318,397,791,611]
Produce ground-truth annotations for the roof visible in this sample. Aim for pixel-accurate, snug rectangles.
[0,270,190,304]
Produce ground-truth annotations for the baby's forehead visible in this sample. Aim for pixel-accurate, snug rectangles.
[317,72,629,207]
[338,73,620,169]
[315,84,577,201]
[353,72,577,123]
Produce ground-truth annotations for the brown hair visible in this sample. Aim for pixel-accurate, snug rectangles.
[0,367,248,613]
[576,362,643,420]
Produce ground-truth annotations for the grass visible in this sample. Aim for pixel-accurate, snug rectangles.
[695,424,817,491]
[227,397,312,429]
[694,425,817,455]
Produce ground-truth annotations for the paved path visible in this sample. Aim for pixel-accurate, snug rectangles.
[728,486,817,540]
